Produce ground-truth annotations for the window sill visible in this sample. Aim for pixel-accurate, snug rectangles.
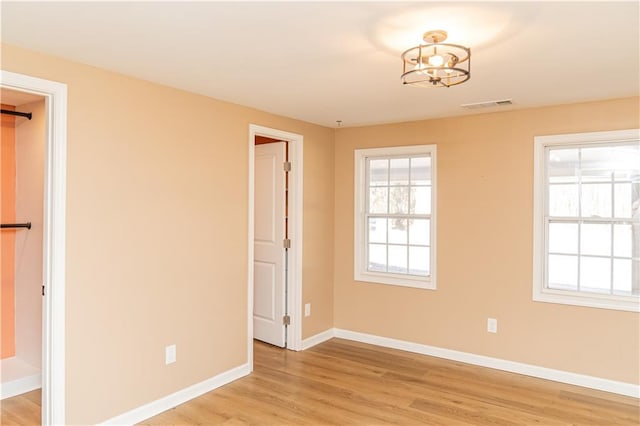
[533,287,640,312]
[355,270,436,290]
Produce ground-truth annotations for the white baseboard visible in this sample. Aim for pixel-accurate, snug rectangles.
[301,329,335,350]
[96,327,638,424]
[0,373,42,400]
[333,328,639,398]
[99,363,251,425]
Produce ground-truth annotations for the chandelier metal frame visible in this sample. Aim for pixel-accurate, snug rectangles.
[401,30,471,88]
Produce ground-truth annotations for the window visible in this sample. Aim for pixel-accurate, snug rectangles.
[354,145,436,289]
[533,129,640,312]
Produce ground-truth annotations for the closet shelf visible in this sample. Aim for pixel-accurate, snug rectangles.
[1,222,32,230]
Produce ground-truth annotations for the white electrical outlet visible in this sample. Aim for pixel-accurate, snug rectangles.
[487,318,498,334]
[165,344,176,364]
[304,303,311,317]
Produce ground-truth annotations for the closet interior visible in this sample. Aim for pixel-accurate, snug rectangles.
[1,88,45,400]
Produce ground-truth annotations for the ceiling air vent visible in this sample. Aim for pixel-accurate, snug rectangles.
[461,99,513,110]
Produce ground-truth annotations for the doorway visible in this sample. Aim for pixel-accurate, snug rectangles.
[1,89,45,403]
[253,138,288,347]
[0,70,67,426]
[248,125,303,364]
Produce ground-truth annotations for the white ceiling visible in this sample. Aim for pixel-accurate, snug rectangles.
[1,1,638,128]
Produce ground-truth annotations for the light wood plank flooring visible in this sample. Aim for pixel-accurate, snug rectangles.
[2,339,639,425]
[0,388,41,425]
[142,339,638,425]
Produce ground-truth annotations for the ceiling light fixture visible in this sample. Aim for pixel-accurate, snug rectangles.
[401,30,471,88]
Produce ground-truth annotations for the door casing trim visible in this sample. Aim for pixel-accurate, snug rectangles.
[1,70,67,425]
[248,124,303,366]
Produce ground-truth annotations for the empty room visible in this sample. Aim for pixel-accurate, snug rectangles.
[0,2,638,425]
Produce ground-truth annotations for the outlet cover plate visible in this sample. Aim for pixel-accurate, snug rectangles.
[165,344,176,364]
[487,318,498,333]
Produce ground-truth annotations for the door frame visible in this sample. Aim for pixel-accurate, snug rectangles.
[248,124,303,366]
[1,70,67,425]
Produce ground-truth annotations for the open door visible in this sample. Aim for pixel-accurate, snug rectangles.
[253,141,287,347]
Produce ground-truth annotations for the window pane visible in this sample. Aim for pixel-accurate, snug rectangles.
[369,187,388,214]
[549,184,578,217]
[614,144,640,180]
[368,244,386,272]
[581,223,611,256]
[581,145,640,182]
[388,219,407,244]
[410,186,431,214]
[614,183,632,218]
[390,158,409,186]
[613,259,632,294]
[358,146,436,286]
[369,159,388,186]
[368,218,387,244]
[548,222,578,254]
[409,246,429,276]
[613,224,632,258]
[548,148,579,183]
[388,245,408,274]
[548,255,578,290]
[581,183,612,218]
[389,186,409,214]
[411,156,431,185]
[540,138,640,306]
[581,146,614,183]
[581,172,612,183]
[409,219,429,246]
[580,256,611,293]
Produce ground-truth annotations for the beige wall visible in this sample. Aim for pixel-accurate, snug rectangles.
[1,44,334,424]
[15,99,45,368]
[334,97,640,385]
[2,41,637,423]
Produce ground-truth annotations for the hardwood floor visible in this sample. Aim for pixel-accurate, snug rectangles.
[1,339,638,425]
[141,339,639,425]
[0,388,41,425]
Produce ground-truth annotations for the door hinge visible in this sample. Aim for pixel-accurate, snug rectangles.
[283,238,291,249]
[283,161,291,172]
[283,315,291,326]
[42,285,45,296]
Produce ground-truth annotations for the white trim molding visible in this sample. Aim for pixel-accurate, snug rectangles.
[1,70,68,425]
[333,328,639,398]
[533,129,640,312]
[354,145,437,289]
[98,363,251,426]
[1,373,42,400]
[248,124,304,364]
[1,356,42,400]
[301,329,335,350]
[1,374,41,400]
[97,327,638,424]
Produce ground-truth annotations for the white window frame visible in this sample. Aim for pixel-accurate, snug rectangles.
[533,129,640,312]
[354,145,437,289]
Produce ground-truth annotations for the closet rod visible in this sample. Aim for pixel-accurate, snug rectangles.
[1,109,32,120]
[1,222,32,230]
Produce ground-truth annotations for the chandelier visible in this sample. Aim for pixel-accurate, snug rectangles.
[401,30,471,88]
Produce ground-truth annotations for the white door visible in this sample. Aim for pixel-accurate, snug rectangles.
[253,142,286,347]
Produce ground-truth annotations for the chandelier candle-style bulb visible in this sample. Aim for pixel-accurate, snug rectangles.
[428,53,444,67]
[401,30,471,87]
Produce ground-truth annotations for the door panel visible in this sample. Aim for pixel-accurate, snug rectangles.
[253,142,286,347]
[253,261,275,321]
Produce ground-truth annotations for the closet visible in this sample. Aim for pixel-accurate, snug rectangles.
[1,89,45,399]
